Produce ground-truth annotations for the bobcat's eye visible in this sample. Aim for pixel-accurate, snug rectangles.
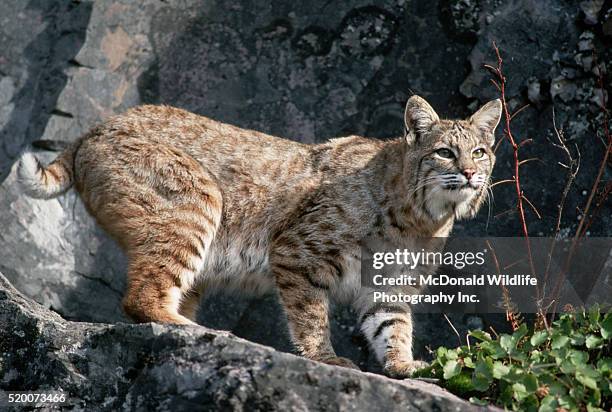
[435,148,455,159]
[472,148,486,159]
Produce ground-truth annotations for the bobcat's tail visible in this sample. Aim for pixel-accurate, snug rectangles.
[17,140,79,199]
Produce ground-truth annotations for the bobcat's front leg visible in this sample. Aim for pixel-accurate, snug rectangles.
[271,258,358,370]
[357,298,428,377]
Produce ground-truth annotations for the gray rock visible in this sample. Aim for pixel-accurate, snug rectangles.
[551,76,578,103]
[0,272,499,411]
[579,0,604,25]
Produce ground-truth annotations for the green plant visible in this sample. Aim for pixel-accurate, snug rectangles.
[415,307,612,411]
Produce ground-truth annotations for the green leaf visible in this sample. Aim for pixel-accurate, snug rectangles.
[469,330,492,342]
[576,372,599,390]
[500,334,515,353]
[588,306,601,322]
[547,381,568,396]
[508,351,528,362]
[538,395,559,412]
[504,365,525,383]
[492,361,510,379]
[529,349,548,364]
[601,313,612,339]
[511,382,529,401]
[498,382,514,406]
[558,394,577,409]
[559,360,576,374]
[570,332,585,346]
[586,334,604,349]
[568,349,589,366]
[596,357,612,374]
[552,334,570,349]
[586,404,604,412]
[588,386,601,407]
[521,373,538,393]
[551,347,569,364]
[530,330,549,347]
[472,357,494,392]
[436,346,448,362]
[480,340,506,359]
[446,349,459,360]
[443,360,462,379]
[521,394,539,411]
[577,363,601,379]
[468,397,489,406]
[513,323,528,340]
[569,385,586,403]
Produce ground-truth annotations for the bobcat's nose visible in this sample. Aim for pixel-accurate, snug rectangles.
[462,168,475,181]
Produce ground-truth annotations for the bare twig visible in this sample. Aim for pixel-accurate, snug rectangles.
[518,157,542,166]
[494,208,515,219]
[443,313,462,346]
[486,42,540,314]
[550,52,610,319]
[580,182,611,236]
[490,178,515,189]
[522,195,542,219]
[573,54,611,241]
[542,108,581,295]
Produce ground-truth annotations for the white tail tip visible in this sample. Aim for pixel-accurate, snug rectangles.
[17,151,57,199]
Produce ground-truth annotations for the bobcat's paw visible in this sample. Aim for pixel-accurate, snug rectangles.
[383,359,429,378]
[320,356,360,370]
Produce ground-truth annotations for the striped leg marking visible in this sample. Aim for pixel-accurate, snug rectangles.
[359,302,428,377]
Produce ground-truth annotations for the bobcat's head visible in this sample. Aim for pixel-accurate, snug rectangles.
[403,95,502,221]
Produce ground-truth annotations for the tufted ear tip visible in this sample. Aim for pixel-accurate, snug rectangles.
[469,98,503,145]
[404,96,440,143]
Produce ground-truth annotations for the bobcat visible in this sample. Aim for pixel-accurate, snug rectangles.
[18,95,501,377]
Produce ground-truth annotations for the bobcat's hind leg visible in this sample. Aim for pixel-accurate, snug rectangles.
[123,259,196,325]
[84,142,223,326]
[121,182,222,325]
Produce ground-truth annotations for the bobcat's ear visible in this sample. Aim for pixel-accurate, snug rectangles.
[469,99,502,146]
[404,95,440,144]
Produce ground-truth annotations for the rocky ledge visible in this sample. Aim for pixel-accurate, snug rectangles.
[0,272,498,411]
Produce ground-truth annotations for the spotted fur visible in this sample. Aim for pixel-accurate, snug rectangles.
[17,96,501,376]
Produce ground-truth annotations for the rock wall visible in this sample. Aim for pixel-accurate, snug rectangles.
[0,0,610,376]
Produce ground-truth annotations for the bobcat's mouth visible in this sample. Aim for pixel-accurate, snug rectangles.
[437,183,477,206]
[445,183,473,191]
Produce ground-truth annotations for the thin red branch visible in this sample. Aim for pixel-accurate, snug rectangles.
[486,240,522,331]
[510,104,530,121]
[487,42,539,301]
